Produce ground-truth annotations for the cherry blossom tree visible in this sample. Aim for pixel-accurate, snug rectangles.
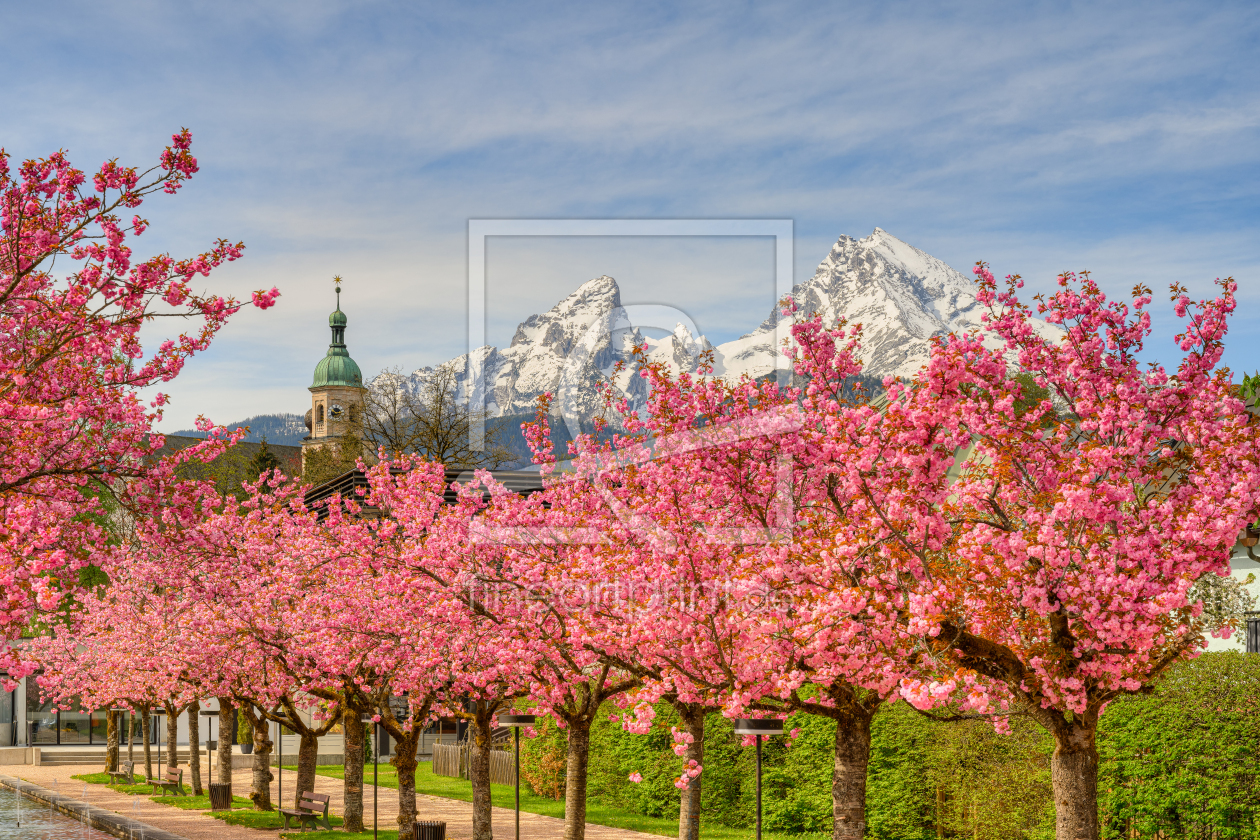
[0,131,278,677]
[865,269,1260,840]
[504,335,920,840]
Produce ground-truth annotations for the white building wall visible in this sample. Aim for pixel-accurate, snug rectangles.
[1206,538,1260,653]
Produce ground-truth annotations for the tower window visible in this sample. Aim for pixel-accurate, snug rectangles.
[316,404,325,424]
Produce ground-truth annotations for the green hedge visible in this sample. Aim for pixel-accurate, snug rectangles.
[1099,651,1260,839]
[514,653,1260,838]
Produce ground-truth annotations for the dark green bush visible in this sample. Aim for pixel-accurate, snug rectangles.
[1099,651,1260,839]
[513,653,1259,837]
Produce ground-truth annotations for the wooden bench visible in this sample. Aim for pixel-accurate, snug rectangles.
[279,791,332,832]
[148,766,186,796]
[107,760,135,785]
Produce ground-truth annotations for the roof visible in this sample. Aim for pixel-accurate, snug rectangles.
[303,467,546,520]
[312,290,363,389]
[311,352,363,389]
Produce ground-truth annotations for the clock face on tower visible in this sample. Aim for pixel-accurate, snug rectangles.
[329,402,345,420]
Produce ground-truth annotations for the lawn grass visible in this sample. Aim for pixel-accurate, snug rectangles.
[210,807,345,830]
[304,763,824,840]
[72,772,254,809]
[279,832,400,840]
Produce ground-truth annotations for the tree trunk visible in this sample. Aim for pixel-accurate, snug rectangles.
[141,707,152,780]
[470,708,495,840]
[391,729,421,836]
[291,730,319,809]
[342,708,365,832]
[189,699,203,796]
[564,717,593,840]
[165,706,178,770]
[217,699,234,788]
[105,710,119,773]
[127,712,136,764]
[830,705,873,840]
[1050,719,1101,840]
[249,708,274,810]
[676,704,704,840]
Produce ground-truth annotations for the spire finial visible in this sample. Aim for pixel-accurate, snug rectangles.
[333,275,343,309]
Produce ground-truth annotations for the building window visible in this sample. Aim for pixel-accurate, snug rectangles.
[316,404,325,424]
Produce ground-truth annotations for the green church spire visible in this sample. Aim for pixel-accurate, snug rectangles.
[311,275,363,388]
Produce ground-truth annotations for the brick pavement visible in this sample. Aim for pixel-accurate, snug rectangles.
[12,763,660,840]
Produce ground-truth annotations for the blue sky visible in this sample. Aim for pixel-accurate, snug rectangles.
[2,1,1257,429]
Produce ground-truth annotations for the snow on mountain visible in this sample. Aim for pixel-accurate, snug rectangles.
[713,227,1061,382]
[383,229,1061,427]
[387,276,654,425]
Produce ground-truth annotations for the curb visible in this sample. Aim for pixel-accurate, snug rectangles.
[0,774,190,840]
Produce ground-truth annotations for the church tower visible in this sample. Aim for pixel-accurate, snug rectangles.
[302,277,366,472]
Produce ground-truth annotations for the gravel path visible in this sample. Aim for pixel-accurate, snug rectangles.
[12,763,660,840]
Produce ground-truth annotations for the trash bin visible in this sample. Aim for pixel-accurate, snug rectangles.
[207,783,231,811]
[413,820,447,840]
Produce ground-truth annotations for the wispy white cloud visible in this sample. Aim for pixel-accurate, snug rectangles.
[2,0,1257,428]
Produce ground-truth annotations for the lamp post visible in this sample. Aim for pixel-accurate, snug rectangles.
[200,710,217,778]
[152,710,165,771]
[110,707,127,745]
[276,718,283,810]
[733,719,784,840]
[499,714,536,840]
[359,716,379,840]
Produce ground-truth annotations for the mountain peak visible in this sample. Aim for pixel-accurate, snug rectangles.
[379,230,1059,429]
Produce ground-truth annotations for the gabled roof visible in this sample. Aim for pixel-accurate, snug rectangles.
[303,467,545,520]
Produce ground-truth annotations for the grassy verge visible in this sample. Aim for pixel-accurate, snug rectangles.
[71,772,254,810]
[305,763,823,840]
[211,808,345,830]
[71,770,350,834]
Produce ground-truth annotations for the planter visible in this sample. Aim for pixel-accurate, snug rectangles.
[240,742,254,755]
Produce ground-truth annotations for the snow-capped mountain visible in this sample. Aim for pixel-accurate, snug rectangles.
[382,229,1059,428]
[714,227,1062,382]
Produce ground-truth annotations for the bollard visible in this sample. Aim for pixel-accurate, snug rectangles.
[413,820,447,840]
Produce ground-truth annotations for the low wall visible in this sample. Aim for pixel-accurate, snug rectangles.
[0,774,188,840]
[0,747,39,765]
[227,752,345,769]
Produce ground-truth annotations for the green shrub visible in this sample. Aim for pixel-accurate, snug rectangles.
[1099,651,1260,839]
[520,714,567,800]
[512,654,1259,837]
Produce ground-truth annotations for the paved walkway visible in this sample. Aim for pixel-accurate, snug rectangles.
[12,763,659,840]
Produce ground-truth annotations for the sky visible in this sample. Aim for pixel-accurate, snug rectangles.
[2,0,1258,430]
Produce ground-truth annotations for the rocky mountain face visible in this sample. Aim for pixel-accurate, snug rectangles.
[713,227,1061,382]
[190,229,1060,462]
[384,228,1059,429]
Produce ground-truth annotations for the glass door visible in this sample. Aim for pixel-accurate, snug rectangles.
[25,677,56,744]
[0,685,13,746]
[59,699,90,744]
